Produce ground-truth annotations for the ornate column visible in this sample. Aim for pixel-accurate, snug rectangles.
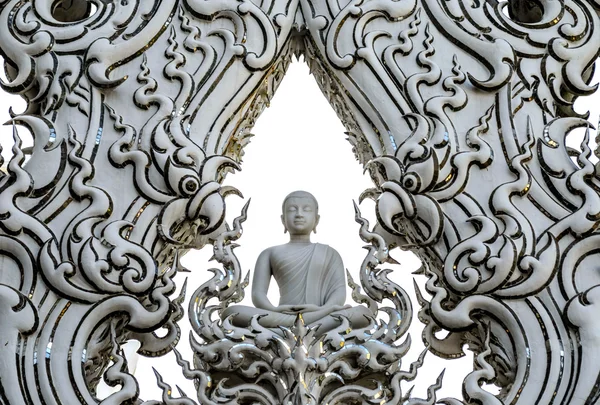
[0,0,599,404]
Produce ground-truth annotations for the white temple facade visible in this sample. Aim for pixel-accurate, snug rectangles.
[0,0,600,404]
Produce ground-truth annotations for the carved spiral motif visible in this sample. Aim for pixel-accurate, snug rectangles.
[0,0,599,404]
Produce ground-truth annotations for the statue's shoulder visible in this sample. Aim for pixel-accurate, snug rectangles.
[269,243,289,251]
[259,243,287,258]
[315,242,337,252]
[256,245,274,260]
[315,243,343,258]
[264,244,300,265]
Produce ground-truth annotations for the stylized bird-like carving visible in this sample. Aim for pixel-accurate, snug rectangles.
[506,0,544,23]
[51,0,92,22]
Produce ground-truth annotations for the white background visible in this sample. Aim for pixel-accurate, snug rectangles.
[1,58,599,401]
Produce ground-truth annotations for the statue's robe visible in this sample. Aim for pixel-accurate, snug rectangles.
[221,243,373,332]
[272,243,345,307]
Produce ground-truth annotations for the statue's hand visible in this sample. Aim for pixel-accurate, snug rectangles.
[330,304,352,312]
[275,304,352,315]
[286,304,351,315]
[277,304,321,314]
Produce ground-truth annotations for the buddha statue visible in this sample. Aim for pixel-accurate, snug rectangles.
[221,191,373,333]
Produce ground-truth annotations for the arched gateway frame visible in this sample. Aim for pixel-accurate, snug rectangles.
[0,0,599,403]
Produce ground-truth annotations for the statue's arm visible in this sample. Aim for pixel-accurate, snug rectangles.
[324,286,346,307]
[322,249,347,307]
[251,249,278,312]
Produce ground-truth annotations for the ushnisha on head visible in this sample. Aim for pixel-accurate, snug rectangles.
[281,191,320,240]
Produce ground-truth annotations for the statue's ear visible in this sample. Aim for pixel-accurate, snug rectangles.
[313,214,320,234]
[281,214,287,233]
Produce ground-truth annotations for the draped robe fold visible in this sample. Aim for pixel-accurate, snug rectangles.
[221,243,372,332]
[272,243,345,307]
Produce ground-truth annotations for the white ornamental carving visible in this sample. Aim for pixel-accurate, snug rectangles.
[0,0,599,404]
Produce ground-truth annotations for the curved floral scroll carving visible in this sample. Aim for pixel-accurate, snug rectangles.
[0,0,291,403]
[153,200,445,405]
[0,0,600,404]
[299,0,600,403]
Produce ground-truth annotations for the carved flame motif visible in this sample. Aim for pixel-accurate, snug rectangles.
[0,0,600,404]
[172,202,431,404]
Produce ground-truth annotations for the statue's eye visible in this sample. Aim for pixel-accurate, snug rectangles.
[304,206,312,212]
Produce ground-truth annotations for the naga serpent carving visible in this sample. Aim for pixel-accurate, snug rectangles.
[0,0,599,403]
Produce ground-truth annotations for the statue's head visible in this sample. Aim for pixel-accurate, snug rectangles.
[281,190,320,236]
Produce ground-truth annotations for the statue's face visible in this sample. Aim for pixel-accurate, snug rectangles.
[282,196,319,235]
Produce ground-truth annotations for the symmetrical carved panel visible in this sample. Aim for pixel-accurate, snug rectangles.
[0,0,599,404]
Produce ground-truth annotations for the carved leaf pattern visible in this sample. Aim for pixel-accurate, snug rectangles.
[0,0,599,404]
